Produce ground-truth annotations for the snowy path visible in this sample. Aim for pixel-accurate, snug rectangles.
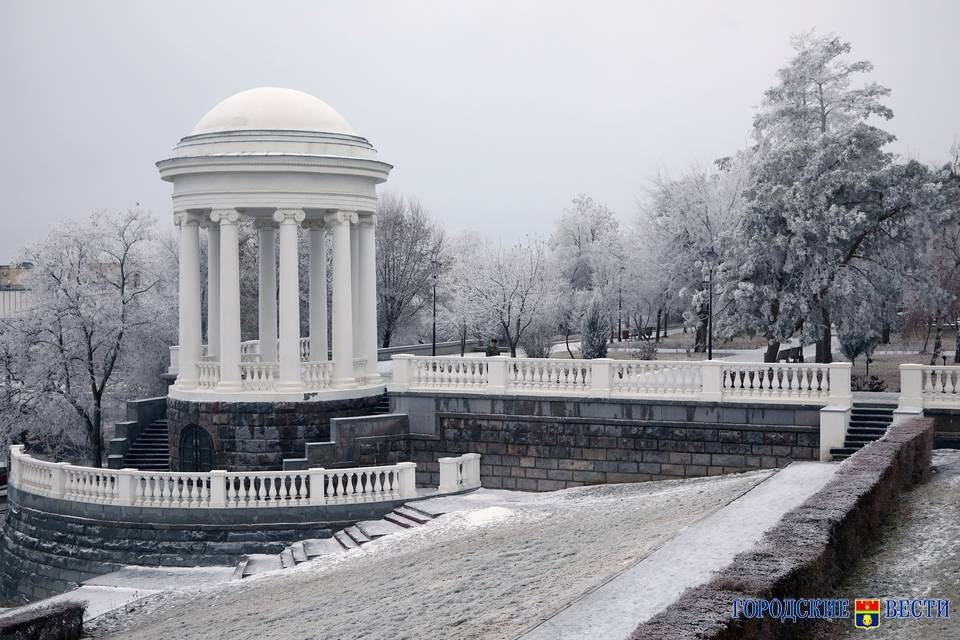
[90,473,775,640]
[518,461,838,640]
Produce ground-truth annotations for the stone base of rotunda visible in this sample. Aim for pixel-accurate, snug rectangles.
[167,388,384,471]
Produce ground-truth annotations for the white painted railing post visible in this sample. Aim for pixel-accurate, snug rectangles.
[700,360,723,402]
[8,445,23,489]
[819,405,851,461]
[209,470,227,507]
[391,354,413,391]
[308,468,326,506]
[898,364,924,411]
[590,359,613,397]
[168,345,180,375]
[487,356,509,392]
[398,461,417,498]
[438,457,457,493]
[829,362,853,405]
[116,469,135,505]
[52,462,69,498]
[464,452,481,489]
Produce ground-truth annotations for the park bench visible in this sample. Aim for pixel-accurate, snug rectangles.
[776,346,804,362]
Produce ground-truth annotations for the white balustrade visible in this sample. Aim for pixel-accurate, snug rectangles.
[300,337,312,361]
[197,361,221,389]
[900,364,960,410]
[391,355,853,406]
[403,356,489,390]
[721,362,831,402]
[241,361,278,391]
[612,361,702,396]
[168,345,180,375]
[438,453,481,493]
[7,446,429,510]
[509,358,592,393]
[302,360,334,390]
[240,340,262,363]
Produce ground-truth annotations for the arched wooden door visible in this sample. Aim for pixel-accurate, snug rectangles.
[179,425,214,472]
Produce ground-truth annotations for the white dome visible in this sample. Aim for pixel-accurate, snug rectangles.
[189,87,355,136]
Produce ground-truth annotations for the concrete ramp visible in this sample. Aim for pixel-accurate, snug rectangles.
[519,461,839,640]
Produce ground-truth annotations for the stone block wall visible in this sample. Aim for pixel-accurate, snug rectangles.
[392,393,821,490]
[167,393,382,471]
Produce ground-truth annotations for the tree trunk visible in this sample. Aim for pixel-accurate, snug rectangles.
[693,304,708,352]
[459,330,466,357]
[381,328,392,349]
[655,308,662,342]
[881,323,890,344]
[930,315,943,365]
[509,341,517,358]
[815,304,832,364]
[764,338,780,363]
[90,403,103,468]
[565,330,574,359]
[921,316,932,353]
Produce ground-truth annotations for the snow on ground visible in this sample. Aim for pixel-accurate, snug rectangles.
[88,471,772,640]
[814,450,960,639]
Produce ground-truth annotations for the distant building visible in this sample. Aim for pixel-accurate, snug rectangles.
[0,262,32,318]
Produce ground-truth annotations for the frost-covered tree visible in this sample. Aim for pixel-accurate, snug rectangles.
[729,32,945,362]
[580,298,609,359]
[0,211,172,466]
[375,194,445,347]
[436,232,495,356]
[462,237,555,357]
[550,194,620,290]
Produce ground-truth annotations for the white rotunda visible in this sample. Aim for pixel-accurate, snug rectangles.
[160,87,391,402]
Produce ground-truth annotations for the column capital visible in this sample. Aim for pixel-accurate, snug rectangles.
[210,209,241,225]
[174,211,206,227]
[357,212,377,228]
[274,209,306,224]
[324,210,358,226]
[253,217,278,230]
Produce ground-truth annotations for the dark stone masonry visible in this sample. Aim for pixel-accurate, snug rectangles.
[392,392,821,490]
[167,393,382,471]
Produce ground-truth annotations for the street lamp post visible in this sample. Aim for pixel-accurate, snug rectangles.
[430,258,442,357]
[704,248,717,361]
[618,265,625,342]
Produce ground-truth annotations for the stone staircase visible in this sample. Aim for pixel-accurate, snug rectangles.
[830,402,896,461]
[237,502,438,578]
[373,391,391,415]
[122,419,171,471]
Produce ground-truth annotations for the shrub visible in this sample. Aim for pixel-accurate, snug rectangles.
[580,300,609,359]
[0,601,85,640]
[851,374,887,392]
[630,341,659,361]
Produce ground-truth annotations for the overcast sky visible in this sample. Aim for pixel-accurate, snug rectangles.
[0,0,957,258]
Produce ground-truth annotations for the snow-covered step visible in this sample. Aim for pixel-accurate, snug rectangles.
[356,519,405,539]
[383,511,423,529]
[393,506,432,524]
[404,501,447,518]
[242,554,283,576]
[344,526,371,546]
[302,538,347,557]
[290,541,308,564]
[333,530,359,549]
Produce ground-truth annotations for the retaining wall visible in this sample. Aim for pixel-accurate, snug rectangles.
[392,392,821,489]
[167,394,382,471]
[0,485,408,603]
[628,415,934,640]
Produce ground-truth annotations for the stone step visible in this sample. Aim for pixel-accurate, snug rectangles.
[851,402,897,410]
[393,506,433,524]
[830,446,860,457]
[356,519,405,539]
[290,541,308,564]
[848,420,892,429]
[403,501,445,518]
[243,554,283,576]
[302,538,346,558]
[383,511,423,529]
[344,526,371,546]
[279,548,296,569]
[333,530,358,549]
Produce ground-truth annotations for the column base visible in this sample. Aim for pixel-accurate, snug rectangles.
[276,380,307,392]
[215,380,244,393]
[365,372,384,384]
[333,377,357,389]
[174,378,198,391]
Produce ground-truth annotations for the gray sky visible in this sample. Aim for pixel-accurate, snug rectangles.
[1,0,957,258]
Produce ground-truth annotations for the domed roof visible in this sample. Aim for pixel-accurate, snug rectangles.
[189,87,355,136]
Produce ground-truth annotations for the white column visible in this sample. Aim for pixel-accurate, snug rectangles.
[212,209,242,392]
[256,219,278,364]
[175,212,202,389]
[358,213,381,382]
[306,220,328,361]
[275,209,306,391]
[326,210,357,387]
[205,222,220,359]
[351,222,361,357]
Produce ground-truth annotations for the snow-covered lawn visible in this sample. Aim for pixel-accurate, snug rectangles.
[89,472,771,640]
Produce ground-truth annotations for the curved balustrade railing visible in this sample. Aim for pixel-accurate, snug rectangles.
[302,360,334,389]
[197,361,221,390]
[900,364,960,410]
[6,446,435,510]
[391,355,852,406]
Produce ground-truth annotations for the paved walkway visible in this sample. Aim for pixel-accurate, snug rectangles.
[518,462,839,640]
